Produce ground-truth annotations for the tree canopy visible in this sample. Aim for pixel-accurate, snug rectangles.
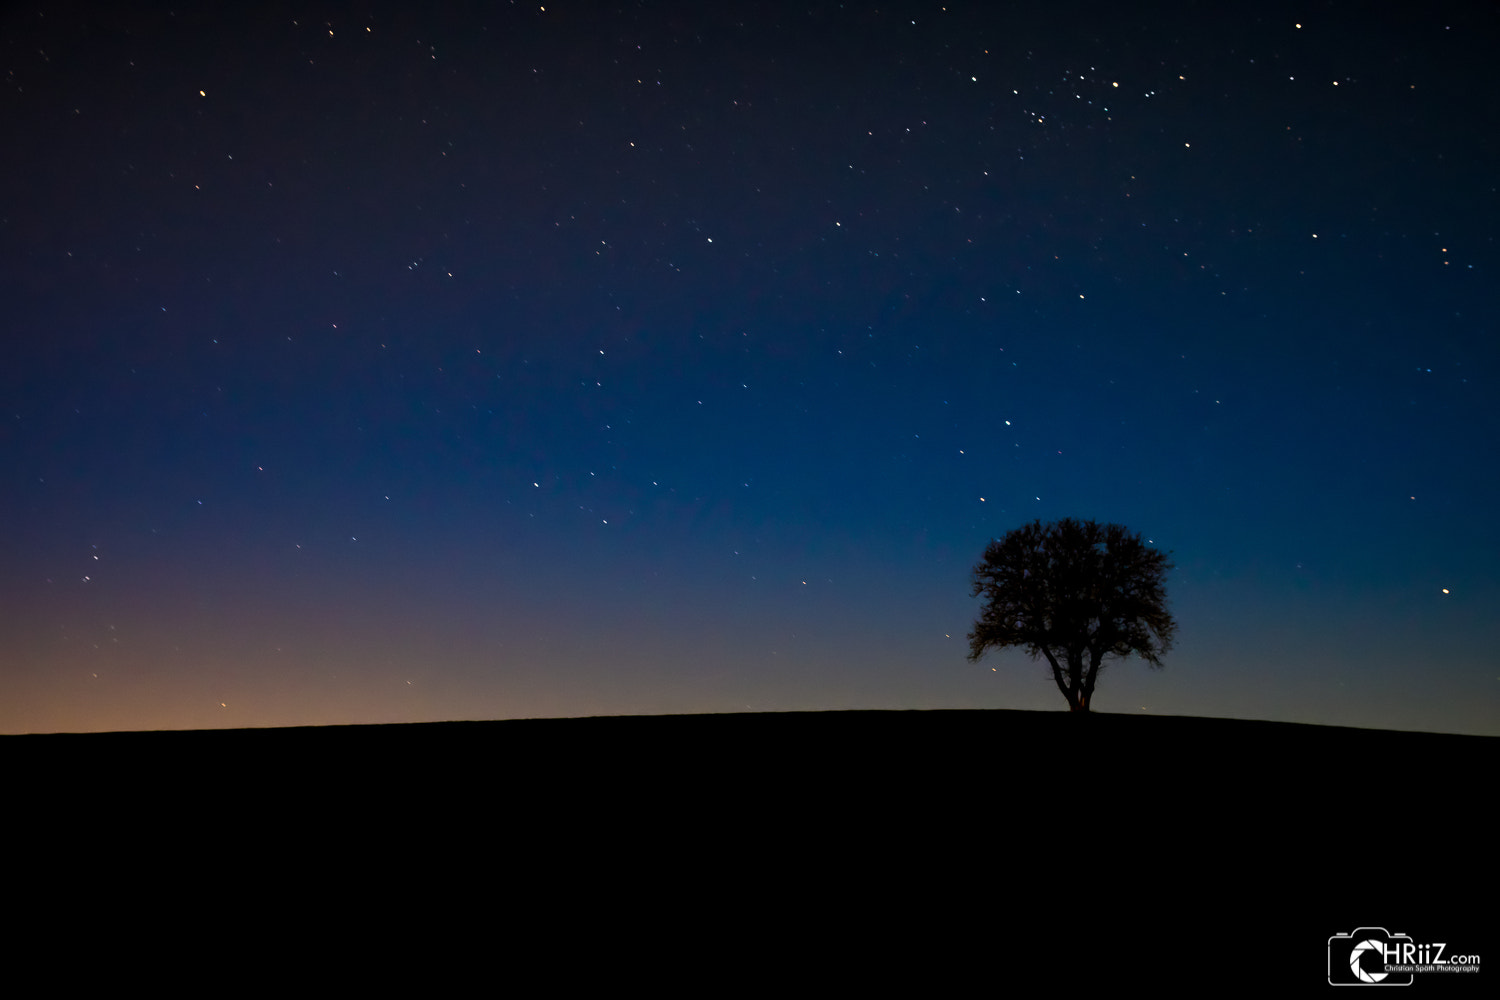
[967,518,1177,712]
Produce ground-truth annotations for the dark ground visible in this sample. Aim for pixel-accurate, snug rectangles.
[9,710,1493,986]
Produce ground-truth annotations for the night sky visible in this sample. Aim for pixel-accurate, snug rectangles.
[4,1,1495,736]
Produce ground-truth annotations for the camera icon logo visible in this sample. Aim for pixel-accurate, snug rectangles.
[1328,927,1415,986]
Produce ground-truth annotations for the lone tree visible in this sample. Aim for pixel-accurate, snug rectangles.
[967,518,1177,712]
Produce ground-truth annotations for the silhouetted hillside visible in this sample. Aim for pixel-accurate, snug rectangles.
[9,710,1492,985]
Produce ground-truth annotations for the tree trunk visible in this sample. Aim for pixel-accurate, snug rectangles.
[1043,646,1094,712]
[1067,649,1089,712]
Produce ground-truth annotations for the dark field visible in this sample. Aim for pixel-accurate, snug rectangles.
[10,710,1493,985]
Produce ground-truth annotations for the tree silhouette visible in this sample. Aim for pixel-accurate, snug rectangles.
[967,518,1177,712]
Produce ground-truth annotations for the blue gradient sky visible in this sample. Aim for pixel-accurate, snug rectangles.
[3,1,1495,734]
